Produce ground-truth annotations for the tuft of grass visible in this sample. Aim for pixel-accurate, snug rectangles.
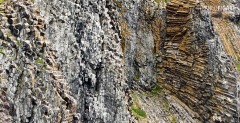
[236,62,240,72]
[171,116,177,123]
[0,49,5,55]
[130,92,147,119]
[151,83,163,95]
[16,40,21,46]
[131,106,147,118]
[6,33,12,37]
[0,0,5,3]
[151,88,161,95]
[163,101,169,110]
[154,0,171,4]
[154,0,161,4]
[133,74,140,81]
[36,58,44,65]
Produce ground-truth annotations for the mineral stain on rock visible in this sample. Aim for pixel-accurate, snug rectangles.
[0,0,240,123]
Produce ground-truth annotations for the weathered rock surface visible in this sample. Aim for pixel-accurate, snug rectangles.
[0,0,239,123]
[203,0,240,61]
[0,1,77,122]
[158,0,240,122]
[35,0,129,122]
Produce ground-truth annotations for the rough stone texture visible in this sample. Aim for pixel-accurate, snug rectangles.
[158,0,240,122]
[129,89,200,123]
[0,0,240,123]
[203,0,240,61]
[35,0,129,122]
[0,1,77,122]
[118,0,162,90]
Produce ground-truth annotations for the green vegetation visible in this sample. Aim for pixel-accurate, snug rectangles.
[171,116,177,123]
[130,106,147,118]
[130,91,147,119]
[133,74,140,81]
[35,58,44,65]
[36,57,47,72]
[9,55,14,58]
[154,0,160,4]
[16,40,21,46]
[0,49,5,55]
[0,0,5,3]
[6,33,12,37]
[45,85,48,90]
[40,66,46,72]
[163,101,169,110]
[236,62,240,72]
[151,83,163,95]
[154,0,171,4]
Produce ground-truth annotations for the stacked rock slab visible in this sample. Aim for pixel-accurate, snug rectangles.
[159,0,240,122]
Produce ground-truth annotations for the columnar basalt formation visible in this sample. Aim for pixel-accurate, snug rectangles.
[203,0,240,61]
[159,0,240,122]
[35,0,129,122]
[0,1,78,122]
[0,0,240,123]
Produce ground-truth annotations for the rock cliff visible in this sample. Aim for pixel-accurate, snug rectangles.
[0,0,239,123]
[159,0,240,122]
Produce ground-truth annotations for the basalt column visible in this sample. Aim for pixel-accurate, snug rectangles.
[159,0,240,122]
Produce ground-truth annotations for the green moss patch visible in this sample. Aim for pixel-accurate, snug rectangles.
[150,82,164,95]
[35,58,44,65]
[131,106,147,118]
[0,49,5,55]
[237,62,240,72]
[16,40,21,46]
[133,74,140,81]
[130,91,147,119]
[6,33,12,37]
[170,116,177,123]
[151,84,162,95]
[154,0,171,4]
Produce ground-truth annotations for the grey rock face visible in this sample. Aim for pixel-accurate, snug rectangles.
[0,0,240,123]
[193,5,240,122]
[0,1,77,123]
[36,0,129,122]
[118,0,164,90]
[159,0,240,122]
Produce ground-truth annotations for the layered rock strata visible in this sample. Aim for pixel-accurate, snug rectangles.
[0,0,240,123]
[203,0,240,61]
[159,0,240,122]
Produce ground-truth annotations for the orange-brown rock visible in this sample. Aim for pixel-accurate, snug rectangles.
[158,0,240,122]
